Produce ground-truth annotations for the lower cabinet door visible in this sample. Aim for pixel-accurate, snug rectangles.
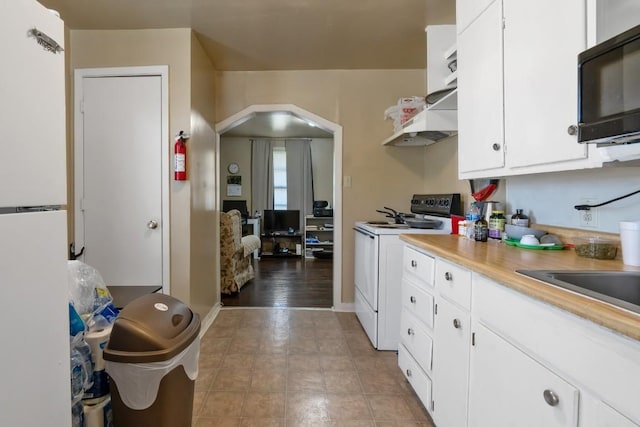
[398,344,433,414]
[468,322,579,427]
[432,297,471,427]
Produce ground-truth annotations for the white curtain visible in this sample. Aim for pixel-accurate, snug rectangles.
[285,139,314,230]
[251,139,274,214]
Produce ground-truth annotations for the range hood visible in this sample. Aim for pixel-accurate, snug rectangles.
[382,108,457,147]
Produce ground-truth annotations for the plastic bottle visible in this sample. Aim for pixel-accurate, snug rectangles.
[466,203,482,240]
[488,210,506,239]
[71,400,84,427]
[70,346,87,402]
[511,209,530,227]
[474,217,489,242]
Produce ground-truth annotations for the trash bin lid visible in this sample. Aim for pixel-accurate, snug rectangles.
[103,293,200,363]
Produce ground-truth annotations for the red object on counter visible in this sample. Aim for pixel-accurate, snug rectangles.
[451,215,464,235]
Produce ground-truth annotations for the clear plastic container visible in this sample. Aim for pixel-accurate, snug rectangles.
[574,236,618,260]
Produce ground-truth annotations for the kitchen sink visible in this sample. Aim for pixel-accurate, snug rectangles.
[517,270,640,315]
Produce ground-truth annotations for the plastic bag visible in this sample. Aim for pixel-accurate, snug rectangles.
[68,261,108,315]
[68,261,119,331]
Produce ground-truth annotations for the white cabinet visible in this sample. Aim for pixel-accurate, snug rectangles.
[399,245,472,426]
[432,258,472,427]
[399,242,640,427]
[304,215,333,258]
[456,0,496,35]
[457,0,504,173]
[432,297,471,427]
[468,323,579,427]
[503,0,588,170]
[473,274,640,426]
[399,247,437,415]
[457,0,602,178]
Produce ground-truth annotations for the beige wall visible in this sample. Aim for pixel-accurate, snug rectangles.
[69,29,217,317]
[188,32,218,317]
[220,137,253,211]
[216,69,449,303]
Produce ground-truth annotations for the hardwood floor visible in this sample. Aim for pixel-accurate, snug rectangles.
[221,257,333,308]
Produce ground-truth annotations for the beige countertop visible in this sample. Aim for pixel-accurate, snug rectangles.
[400,234,640,341]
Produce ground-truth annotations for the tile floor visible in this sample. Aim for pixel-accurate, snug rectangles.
[193,308,435,426]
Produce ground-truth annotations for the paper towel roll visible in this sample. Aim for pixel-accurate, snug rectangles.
[83,395,112,427]
[86,325,112,371]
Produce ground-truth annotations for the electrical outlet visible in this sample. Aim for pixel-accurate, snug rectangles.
[579,199,598,227]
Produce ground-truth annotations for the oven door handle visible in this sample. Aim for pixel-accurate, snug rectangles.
[353,227,376,239]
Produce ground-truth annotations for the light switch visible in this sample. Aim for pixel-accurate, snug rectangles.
[344,176,352,188]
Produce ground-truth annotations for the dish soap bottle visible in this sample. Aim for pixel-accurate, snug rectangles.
[511,209,529,227]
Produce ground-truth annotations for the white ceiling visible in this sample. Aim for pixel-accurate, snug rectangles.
[38,0,455,136]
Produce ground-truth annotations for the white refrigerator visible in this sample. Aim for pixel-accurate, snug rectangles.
[0,1,71,425]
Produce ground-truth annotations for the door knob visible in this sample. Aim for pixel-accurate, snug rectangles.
[453,318,461,329]
[444,272,453,281]
[411,260,417,268]
[147,220,159,229]
[410,296,416,303]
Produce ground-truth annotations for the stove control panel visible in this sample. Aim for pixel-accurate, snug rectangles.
[411,194,462,217]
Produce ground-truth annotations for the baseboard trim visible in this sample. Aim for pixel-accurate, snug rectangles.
[333,302,355,312]
[199,302,222,338]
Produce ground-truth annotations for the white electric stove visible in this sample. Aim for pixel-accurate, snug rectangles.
[354,194,461,350]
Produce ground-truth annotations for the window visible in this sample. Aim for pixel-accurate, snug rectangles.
[273,146,287,209]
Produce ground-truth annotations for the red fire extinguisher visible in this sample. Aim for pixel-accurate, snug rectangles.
[174,130,188,181]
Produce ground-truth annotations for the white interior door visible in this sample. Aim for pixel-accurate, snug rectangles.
[75,69,168,289]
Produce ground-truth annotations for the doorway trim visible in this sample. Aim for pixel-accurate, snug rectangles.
[73,66,170,294]
[215,104,346,310]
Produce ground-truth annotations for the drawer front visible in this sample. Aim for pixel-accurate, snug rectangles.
[403,245,435,289]
[398,344,433,414]
[400,308,433,373]
[402,277,435,329]
[435,258,472,309]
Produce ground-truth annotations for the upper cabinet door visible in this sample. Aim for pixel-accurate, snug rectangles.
[457,0,505,175]
[503,0,588,169]
[457,0,498,35]
[0,1,66,208]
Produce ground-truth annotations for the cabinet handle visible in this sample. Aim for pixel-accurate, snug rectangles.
[567,125,578,136]
[411,259,417,268]
[492,143,501,151]
[407,328,414,336]
[453,318,461,329]
[543,389,559,407]
[406,369,412,377]
[410,296,416,304]
[444,271,452,281]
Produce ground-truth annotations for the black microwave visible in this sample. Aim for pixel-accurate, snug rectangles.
[578,23,640,145]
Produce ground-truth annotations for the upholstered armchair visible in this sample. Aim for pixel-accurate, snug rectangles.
[220,209,261,294]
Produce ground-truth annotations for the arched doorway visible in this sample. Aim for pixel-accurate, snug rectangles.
[215,104,344,309]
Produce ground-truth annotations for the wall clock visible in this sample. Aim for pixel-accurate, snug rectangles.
[227,162,239,174]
